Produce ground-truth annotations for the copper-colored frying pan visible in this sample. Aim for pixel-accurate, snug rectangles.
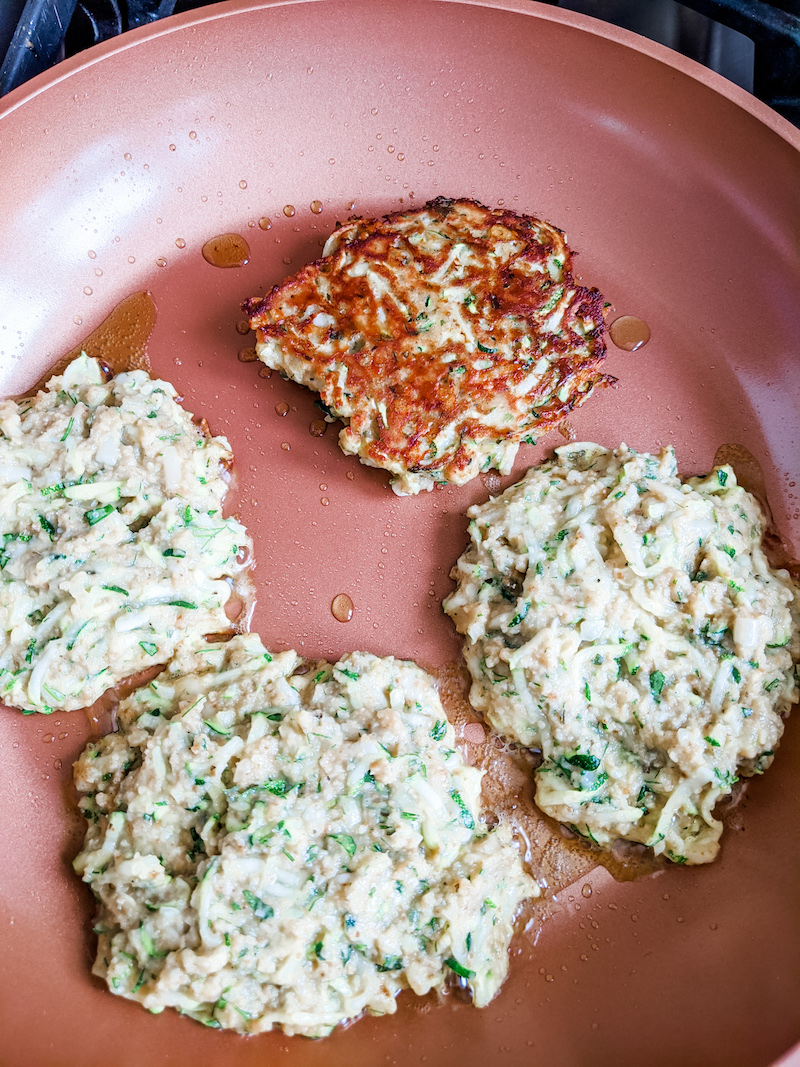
[0,2,798,1064]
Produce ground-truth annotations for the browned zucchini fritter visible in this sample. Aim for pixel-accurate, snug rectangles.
[244,197,613,494]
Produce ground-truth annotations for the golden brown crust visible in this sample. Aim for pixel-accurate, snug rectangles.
[244,197,614,492]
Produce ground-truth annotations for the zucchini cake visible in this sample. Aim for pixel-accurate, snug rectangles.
[243,197,612,495]
[444,443,799,864]
[0,353,250,714]
[73,634,537,1036]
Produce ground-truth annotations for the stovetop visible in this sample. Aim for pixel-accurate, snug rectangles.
[1,0,799,127]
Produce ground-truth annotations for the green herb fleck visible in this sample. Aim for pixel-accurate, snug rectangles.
[243,890,274,920]
[430,719,447,742]
[445,957,475,979]
[329,833,356,857]
[649,670,665,701]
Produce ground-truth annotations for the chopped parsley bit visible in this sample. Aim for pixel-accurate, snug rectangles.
[162,548,186,558]
[717,470,728,486]
[38,514,56,540]
[168,600,197,609]
[60,417,74,442]
[430,719,447,741]
[444,957,475,979]
[704,736,720,747]
[102,585,128,596]
[263,779,294,796]
[139,641,158,656]
[721,545,736,558]
[565,752,600,772]
[450,789,475,830]
[329,832,356,857]
[649,670,665,701]
[376,956,403,972]
[243,890,274,920]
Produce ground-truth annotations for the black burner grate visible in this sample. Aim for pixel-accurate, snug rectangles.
[1,0,799,126]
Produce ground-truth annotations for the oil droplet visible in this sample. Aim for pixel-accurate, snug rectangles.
[124,152,132,161]
[320,496,330,506]
[328,158,335,165]
[201,232,250,268]
[169,143,176,151]
[189,130,197,140]
[239,180,247,189]
[73,317,82,325]
[258,366,272,379]
[331,593,354,622]
[275,402,289,416]
[581,884,593,898]
[280,441,291,451]
[310,200,323,214]
[42,734,54,743]
[609,315,651,352]
[238,347,257,363]
[309,419,327,437]
[83,286,93,296]
[319,483,328,491]
[346,470,355,480]
[127,256,135,264]
[283,204,296,217]
[235,319,251,335]
[258,217,272,230]
[88,249,97,259]
[175,237,186,248]
[94,268,103,276]
[54,758,63,769]
[463,722,485,744]
[156,257,167,267]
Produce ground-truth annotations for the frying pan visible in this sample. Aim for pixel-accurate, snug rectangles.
[0,2,798,1064]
